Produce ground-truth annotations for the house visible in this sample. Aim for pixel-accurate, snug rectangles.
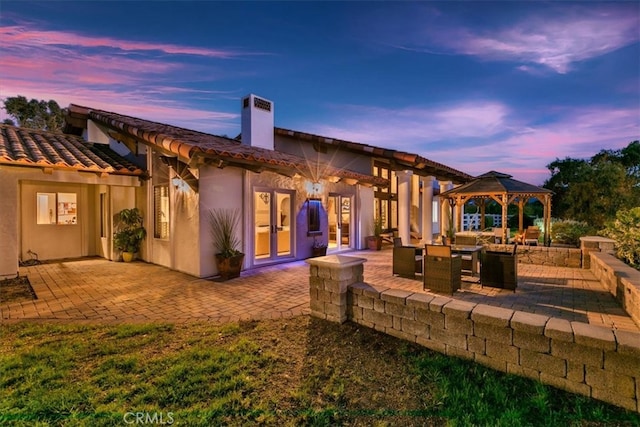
[0,94,471,279]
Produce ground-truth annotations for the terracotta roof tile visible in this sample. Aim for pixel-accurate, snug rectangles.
[70,105,386,186]
[0,124,144,176]
[274,127,473,183]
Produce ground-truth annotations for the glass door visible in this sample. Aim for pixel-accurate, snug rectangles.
[328,194,351,251]
[254,189,294,263]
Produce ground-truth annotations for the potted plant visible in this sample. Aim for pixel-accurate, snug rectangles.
[311,235,328,257]
[443,208,456,245]
[113,208,147,262]
[366,216,384,250]
[209,208,244,280]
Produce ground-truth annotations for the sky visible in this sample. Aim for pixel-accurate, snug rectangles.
[1,1,639,185]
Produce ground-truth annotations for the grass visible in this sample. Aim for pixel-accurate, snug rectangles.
[1,317,638,426]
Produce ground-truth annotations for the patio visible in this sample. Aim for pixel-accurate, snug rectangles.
[2,249,638,333]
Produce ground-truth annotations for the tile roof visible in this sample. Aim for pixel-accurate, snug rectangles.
[0,124,144,176]
[67,105,387,186]
[440,171,553,197]
[274,127,473,184]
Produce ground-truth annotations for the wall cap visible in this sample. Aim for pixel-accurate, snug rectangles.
[579,236,616,244]
[305,254,367,268]
[572,322,616,350]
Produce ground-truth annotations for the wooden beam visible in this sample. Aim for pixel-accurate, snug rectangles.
[501,193,508,243]
[107,130,138,154]
[544,194,552,246]
[518,199,524,233]
[455,196,463,232]
[163,157,199,193]
[489,194,504,206]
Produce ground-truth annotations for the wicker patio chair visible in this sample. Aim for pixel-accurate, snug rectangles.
[423,244,461,294]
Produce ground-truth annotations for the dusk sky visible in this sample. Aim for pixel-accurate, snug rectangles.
[1,1,639,185]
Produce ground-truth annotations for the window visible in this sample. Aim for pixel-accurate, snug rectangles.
[373,162,397,231]
[307,198,322,235]
[154,186,169,239]
[37,192,77,225]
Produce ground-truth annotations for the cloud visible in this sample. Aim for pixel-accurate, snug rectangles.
[309,101,510,146]
[304,101,639,185]
[0,20,250,133]
[0,79,239,135]
[458,13,638,73]
[392,6,640,74]
[0,24,254,58]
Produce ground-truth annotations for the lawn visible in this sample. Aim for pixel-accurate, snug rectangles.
[1,316,638,426]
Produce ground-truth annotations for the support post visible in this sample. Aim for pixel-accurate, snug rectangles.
[501,193,508,244]
[439,181,453,240]
[421,176,434,243]
[397,170,412,246]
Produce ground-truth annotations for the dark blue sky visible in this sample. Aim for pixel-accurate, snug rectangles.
[1,1,638,184]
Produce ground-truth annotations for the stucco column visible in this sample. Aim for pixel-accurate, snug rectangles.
[0,173,19,279]
[439,181,453,239]
[421,176,434,243]
[397,170,412,245]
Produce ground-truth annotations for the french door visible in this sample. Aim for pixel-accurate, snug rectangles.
[253,188,294,262]
[328,194,352,251]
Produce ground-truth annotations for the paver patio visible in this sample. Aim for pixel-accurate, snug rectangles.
[2,249,638,333]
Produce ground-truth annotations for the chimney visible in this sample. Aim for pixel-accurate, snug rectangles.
[241,94,274,150]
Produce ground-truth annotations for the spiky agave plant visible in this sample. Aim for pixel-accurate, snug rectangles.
[208,208,242,258]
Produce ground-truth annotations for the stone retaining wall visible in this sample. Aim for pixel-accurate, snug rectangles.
[590,252,640,329]
[307,255,640,413]
[484,244,582,268]
[348,284,640,412]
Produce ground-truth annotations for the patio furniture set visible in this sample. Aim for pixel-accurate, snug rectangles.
[392,233,519,294]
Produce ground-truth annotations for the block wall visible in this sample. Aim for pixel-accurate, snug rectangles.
[309,262,364,324]
[484,244,582,268]
[314,282,640,412]
[590,252,640,329]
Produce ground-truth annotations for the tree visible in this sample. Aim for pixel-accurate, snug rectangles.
[601,207,640,270]
[2,96,66,132]
[544,141,640,228]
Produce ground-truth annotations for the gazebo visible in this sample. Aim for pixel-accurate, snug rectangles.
[439,171,553,245]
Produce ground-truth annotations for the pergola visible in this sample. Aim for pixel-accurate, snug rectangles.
[439,171,553,245]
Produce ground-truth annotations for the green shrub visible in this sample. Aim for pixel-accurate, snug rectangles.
[549,219,597,247]
[601,207,640,270]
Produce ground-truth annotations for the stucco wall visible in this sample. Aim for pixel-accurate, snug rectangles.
[358,186,374,249]
[274,134,372,176]
[0,168,20,278]
[170,185,200,276]
[20,181,89,261]
[0,165,139,278]
[249,171,361,262]
[94,185,110,259]
[111,185,137,261]
[198,166,244,278]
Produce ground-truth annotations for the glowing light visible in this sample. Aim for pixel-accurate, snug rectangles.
[172,176,191,192]
[304,180,323,197]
